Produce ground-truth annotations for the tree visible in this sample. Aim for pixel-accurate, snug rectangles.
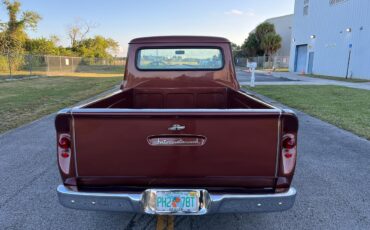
[231,42,240,52]
[67,19,97,49]
[241,33,261,57]
[24,37,59,55]
[0,0,41,77]
[1,0,41,45]
[240,22,281,58]
[65,20,119,59]
[230,42,242,59]
[0,19,6,31]
[57,47,76,56]
[75,35,119,59]
[261,33,282,67]
[255,22,275,46]
[49,35,60,46]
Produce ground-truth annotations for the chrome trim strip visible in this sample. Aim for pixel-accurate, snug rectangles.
[237,90,280,110]
[70,108,282,114]
[71,114,78,177]
[57,185,296,214]
[275,110,283,177]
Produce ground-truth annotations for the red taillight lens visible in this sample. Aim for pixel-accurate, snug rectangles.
[284,151,293,159]
[282,133,297,175]
[58,136,71,149]
[61,152,70,158]
[282,134,295,149]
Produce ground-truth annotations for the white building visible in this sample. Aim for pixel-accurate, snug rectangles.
[290,0,370,79]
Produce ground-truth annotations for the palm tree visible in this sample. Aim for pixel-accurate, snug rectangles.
[261,33,282,68]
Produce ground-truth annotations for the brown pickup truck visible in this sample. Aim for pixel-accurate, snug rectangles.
[56,36,298,215]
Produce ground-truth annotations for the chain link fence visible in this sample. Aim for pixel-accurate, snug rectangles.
[2,54,290,78]
[235,56,290,69]
[0,54,126,79]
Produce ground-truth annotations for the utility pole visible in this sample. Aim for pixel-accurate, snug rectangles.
[345,44,352,79]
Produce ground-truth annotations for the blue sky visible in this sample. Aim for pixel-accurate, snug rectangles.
[0,0,294,56]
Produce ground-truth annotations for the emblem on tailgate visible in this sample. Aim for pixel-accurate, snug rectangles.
[147,135,206,146]
[168,124,185,131]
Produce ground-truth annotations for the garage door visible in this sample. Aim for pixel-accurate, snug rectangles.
[295,45,308,73]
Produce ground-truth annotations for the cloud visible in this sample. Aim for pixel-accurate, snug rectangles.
[224,9,255,17]
[225,9,244,15]
[244,10,255,17]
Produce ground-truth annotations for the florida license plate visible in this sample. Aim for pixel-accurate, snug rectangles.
[150,190,201,213]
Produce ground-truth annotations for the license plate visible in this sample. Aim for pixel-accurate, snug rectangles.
[148,190,201,213]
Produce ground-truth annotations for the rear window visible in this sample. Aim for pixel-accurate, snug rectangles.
[136,48,223,70]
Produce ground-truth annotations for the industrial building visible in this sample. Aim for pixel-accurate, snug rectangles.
[290,0,370,79]
[265,14,293,57]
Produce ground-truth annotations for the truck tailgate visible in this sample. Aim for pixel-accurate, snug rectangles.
[71,110,281,189]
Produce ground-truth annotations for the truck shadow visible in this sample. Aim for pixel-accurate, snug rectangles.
[88,212,275,230]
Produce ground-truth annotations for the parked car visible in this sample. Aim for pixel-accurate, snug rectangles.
[55,36,298,215]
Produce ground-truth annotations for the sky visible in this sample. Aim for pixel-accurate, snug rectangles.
[0,0,294,56]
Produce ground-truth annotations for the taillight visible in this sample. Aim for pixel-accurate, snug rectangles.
[282,134,295,149]
[282,133,297,174]
[58,134,71,174]
[60,152,70,158]
[58,136,71,149]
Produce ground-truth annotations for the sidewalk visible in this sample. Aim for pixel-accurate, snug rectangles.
[253,70,370,91]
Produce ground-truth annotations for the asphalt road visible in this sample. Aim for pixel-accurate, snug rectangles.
[0,88,369,230]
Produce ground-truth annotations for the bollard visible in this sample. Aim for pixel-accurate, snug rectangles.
[251,67,255,87]
[247,62,257,88]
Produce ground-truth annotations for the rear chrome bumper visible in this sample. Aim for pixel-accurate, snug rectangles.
[57,185,296,215]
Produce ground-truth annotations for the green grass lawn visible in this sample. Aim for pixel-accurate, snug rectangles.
[246,85,370,140]
[0,76,121,133]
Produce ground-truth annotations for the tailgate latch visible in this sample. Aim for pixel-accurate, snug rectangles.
[168,124,185,131]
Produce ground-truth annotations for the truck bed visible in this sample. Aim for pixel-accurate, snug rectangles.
[83,87,272,110]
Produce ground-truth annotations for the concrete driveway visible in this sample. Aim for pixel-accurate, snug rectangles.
[237,69,370,91]
[236,68,294,83]
[0,92,369,230]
